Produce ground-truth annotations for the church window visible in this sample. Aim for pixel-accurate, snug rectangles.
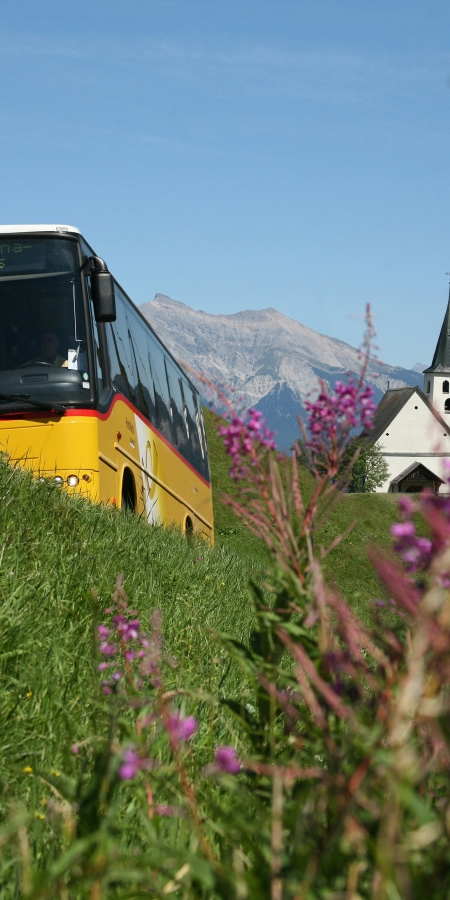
[443,381,449,393]
[445,399,450,413]
[427,381,430,392]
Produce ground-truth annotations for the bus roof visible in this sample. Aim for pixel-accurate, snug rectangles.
[0,225,80,235]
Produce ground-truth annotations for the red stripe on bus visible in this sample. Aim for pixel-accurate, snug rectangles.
[0,394,211,487]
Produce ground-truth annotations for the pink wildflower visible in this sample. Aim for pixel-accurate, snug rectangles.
[304,378,376,466]
[154,804,184,817]
[99,642,117,657]
[398,496,414,518]
[219,408,276,479]
[166,713,197,743]
[214,745,241,774]
[391,522,416,539]
[119,747,152,780]
[391,519,433,573]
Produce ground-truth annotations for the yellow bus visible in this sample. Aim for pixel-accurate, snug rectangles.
[0,225,213,541]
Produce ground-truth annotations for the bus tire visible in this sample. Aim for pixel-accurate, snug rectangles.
[121,468,136,512]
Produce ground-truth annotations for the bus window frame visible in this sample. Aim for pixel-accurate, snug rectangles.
[79,237,113,406]
[72,237,101,409]
[0,231,97,411]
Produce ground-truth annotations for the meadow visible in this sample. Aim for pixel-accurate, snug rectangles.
[0,410,398,792]
[1,407,435,899]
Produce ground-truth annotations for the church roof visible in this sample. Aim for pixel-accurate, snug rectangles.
[363,385,450,443]
[423,289,450,373]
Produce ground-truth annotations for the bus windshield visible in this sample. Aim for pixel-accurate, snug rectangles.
[0,237,91,409]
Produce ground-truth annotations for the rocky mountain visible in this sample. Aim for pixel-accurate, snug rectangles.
[139,294,423,449]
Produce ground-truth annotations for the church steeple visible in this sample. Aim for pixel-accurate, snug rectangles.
[429,287,450,370]
[423,287,450,418]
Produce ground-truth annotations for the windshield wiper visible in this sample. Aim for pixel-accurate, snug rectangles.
[0,393,66,414]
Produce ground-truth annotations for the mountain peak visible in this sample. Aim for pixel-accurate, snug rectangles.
[139,294,422,448]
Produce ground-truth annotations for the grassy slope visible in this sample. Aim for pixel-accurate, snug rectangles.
[0,463,256,797]
[0,412,400,798]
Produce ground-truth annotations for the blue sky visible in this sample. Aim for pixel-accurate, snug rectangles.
[2,0,450,369]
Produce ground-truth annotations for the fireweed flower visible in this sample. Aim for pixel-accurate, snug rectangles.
[119,747,152,780]
[98,624,110,638]
[166,713,197,743]
[154,804,185,817]
[398,496,415,519]
[113,615,140,642]
[99,641,117,657]
[304,379,376,467]
[391,522,416,539]
[214,746,241,774]
[390,520,433,574]
[219,408,276,479]
[97,607,150,692]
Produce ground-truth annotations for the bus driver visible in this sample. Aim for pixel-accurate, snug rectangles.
[34,331,67,367]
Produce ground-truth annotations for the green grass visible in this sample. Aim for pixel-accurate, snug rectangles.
[0,464,256,802]
[317,492,398,620]
[0,412,401,802]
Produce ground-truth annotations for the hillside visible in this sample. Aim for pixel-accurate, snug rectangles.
[140,294,423,449]
[0,420,400,800]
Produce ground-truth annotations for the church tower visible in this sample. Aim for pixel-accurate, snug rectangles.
[423,289,450,420]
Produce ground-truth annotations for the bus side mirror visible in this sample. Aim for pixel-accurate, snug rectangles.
[88,257,116,322]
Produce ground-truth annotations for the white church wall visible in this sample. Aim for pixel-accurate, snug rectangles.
[375,393,450,492]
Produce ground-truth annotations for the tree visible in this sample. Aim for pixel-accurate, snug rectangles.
[340,437,389,492]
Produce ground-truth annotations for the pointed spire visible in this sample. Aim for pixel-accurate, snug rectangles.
[429,286,450,370]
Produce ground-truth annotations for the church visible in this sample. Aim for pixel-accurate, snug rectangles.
[367,294,450,494]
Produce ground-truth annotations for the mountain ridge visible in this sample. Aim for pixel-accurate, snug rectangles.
[139,294,423,449]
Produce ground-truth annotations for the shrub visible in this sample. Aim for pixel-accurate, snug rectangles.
[340,437,389,492]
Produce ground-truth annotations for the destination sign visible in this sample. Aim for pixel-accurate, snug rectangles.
[0,240,47,277]
[0,241,47,275]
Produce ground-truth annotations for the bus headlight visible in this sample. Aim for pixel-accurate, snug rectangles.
[67,475,79,487]
[52,476,64,487]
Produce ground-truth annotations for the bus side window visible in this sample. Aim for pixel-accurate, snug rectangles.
[163,357,174,422]
[184,385,204,465]
[147,343,157,416]
[106,289,135,402]
[178,378,190,438]
[126,308,156,424]
[148,334,172,441]
[165,356,189,455]
[193,392,209,477]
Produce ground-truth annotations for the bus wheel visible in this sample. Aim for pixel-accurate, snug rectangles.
[184,515,194,543]
[121,468,136,512]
